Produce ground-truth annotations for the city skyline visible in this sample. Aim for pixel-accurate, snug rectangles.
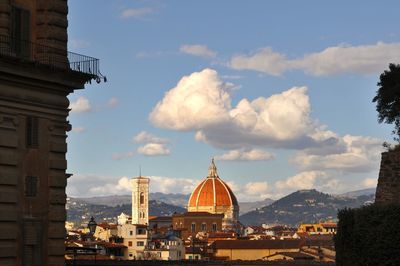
[66,0,400,201]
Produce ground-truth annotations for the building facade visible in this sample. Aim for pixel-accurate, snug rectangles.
[187,159,239,229]
[0,1,100,265]
[172,212,223,239]
[117,224,148,260]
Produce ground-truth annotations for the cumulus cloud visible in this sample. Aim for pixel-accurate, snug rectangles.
[150,68,383,177]
[292,135,383,173]
[149,176,200,194]
[133,131,171,156]
[228,42,400,76]
[71,126,85,133]
[120,7,155,19]
[226,180,271,201]
[137,143,170,156]
[363,177,377,188]
[150,68,318,150]
[107,97,119,108]
[273,171,343,198]
[67,174,199,197]
[229,47,289,76]
[67,174,132,197]
[133,131,169,144]
[112,151,134,160]
[215,149,274,161]
[180,44,217,58]
[69,96,91,113]
[150,69,233,131]
[275,171,327,191]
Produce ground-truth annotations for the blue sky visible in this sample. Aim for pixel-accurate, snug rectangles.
[66,0,400,201]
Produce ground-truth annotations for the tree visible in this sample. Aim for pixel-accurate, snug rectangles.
[373,63,400,142]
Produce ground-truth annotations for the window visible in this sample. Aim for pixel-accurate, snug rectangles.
[137,228,146,235]
[212,223,217,232]
[201,223,207,232]
[137,241,144,247]
[25,176,38,197]
[11,5,30,58]
[129,230,133,236]
[140,192,144,205]
[26,116,39,148]
[128,241,132,247]
[191,223,196,233]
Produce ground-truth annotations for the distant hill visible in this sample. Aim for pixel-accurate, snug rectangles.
[338,187,376,198]
[239,198,274,215]
[66,198,186,226]
[71,192,272,215]
[239,189,374,227]
[73,192,190,207]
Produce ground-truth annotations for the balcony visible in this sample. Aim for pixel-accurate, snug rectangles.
[0,35,101,80]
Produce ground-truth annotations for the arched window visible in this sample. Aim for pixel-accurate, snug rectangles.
[201,223,207,232]
[191,223,196,233]
[140,192,144,205]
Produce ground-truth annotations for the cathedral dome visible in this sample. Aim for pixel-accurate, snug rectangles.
[188,159,238,209]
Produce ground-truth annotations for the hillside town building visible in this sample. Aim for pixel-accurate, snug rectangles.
[0,0,101,265]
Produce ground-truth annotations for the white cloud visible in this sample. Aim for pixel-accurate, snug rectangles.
[150,68,383,175]
[292,135,383,173]
[67,174,132,197]
[120,7,155,19]
[88,176,132,195]
[149,176,200,194]
[133,131,169,144]
[227,180,271,201]
[362,177,377,188]
[150,69,233,131]
[71,126,85,133]
[215,149,274,161]
[228,42,400,76]
[107,97,119,108]
[229,47,289,76]
[67,174,199,197]
[70,96,91,113]
[275,171,327,191]
[112,151,134,160]
[150,68,317,149]
[137,143,170,156]
[180,44,217,58]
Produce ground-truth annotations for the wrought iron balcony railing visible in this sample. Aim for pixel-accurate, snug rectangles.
[0,34,101,80]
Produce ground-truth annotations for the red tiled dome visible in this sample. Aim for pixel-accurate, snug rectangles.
[188,159,238,208]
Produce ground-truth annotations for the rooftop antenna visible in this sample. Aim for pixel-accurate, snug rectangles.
[139,164,142,178]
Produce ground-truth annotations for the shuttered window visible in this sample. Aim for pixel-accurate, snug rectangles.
[26,116,39,148]
[25,176,38,197]
[11,6,30,58]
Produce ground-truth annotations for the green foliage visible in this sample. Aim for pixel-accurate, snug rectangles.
[373,63,400,142]
[335,204,400,266]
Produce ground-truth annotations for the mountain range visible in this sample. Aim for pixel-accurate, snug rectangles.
[239,189,375,226]
[67,188,375,227]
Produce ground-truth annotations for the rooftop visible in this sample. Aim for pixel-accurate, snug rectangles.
[211,239,303,250]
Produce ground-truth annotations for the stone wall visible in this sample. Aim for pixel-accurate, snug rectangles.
[375,150,400,204]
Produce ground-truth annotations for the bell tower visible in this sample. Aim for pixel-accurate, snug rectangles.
[131,176,149,225]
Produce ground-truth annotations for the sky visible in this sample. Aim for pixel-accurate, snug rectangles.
[66,0,400,201]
